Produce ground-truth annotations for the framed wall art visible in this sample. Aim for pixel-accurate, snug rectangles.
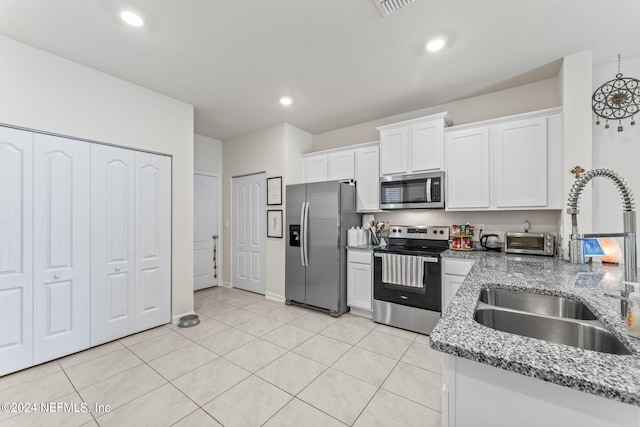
[267,210,283,238]
[267,176,282,205]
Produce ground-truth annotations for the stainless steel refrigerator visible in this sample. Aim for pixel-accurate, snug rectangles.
[285,181,360,317]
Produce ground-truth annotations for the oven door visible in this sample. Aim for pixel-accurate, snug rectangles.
[373,253,441,312]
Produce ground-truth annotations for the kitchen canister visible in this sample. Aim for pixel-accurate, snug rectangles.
[347,227,357,246]
[357,227,365,246]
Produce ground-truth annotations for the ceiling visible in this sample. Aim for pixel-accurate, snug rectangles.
[1,0,639,141]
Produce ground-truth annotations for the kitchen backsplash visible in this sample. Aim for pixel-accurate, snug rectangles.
[368,210,561,241]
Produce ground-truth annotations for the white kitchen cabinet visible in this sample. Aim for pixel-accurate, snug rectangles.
[134,152,172,331]
[303,154,328,183]
[444,355,640,427]
[0,127,34,376]
[355,143,380,212]
[377,112,452,176]
[347,249,373,317]
[33,134,91,363]
[495,117,547,208]
[445,128,490,209]
[445,108,562,211]
[379,127,408,175]
[91,145,171,345]
[328,150,355,181]
[91,144,137,345]
[442,258,475,312]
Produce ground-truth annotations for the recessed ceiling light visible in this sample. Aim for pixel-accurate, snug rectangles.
[279,96,293,106]
[425,36,447,52]
[121,11,144,27]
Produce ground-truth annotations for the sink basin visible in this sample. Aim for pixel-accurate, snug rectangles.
[474,305,631,355]
[479,288,597,320]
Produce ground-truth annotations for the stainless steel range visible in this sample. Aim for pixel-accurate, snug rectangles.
[373,225,449,335]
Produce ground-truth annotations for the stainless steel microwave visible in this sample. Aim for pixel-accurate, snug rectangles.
[504,232,556,256]
[380,172,444,209]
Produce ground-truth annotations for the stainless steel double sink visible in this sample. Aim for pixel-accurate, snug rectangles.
[474,288,631,355]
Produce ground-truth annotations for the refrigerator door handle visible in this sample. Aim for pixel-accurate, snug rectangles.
[302,202,310,266]
[299,203,306,266]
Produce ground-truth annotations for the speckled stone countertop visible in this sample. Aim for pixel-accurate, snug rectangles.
[346,245,379,251]
[431,250,640,406]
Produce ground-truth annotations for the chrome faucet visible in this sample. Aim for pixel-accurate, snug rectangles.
[567,168,638,318]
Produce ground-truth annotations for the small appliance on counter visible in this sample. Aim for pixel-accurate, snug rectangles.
[504,232,555,256]
[480,234,502,251]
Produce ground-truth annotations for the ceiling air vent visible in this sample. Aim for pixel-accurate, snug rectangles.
[374,0,416,16]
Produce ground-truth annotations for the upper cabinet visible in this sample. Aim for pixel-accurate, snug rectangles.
[377,112,453,176]
[445,108,563,211]
[302,142,380,212]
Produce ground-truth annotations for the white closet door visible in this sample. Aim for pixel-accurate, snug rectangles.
[91,144,136,345]
[33,134,90,363]
[0,127,33,376]
[134,152,171,331]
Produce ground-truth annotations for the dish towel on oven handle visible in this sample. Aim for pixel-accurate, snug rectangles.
[381,253,425,288]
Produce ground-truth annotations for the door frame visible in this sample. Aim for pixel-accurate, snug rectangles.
[231,172,267,294]
[194,171,223,289]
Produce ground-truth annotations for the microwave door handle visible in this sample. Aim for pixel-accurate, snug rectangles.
[426,178,432,202]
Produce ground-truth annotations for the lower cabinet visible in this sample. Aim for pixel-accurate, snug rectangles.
[0,125,172,376]
[442,258,475,312]
[347,249,373,317]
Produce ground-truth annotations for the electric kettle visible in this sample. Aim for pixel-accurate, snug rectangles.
[480,234,502,251]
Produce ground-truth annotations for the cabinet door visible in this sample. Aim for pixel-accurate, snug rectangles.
[355,145,380,212]
[446,128,490,209]
[135,152,172,331]
[328,150,355,181]
[347,261,373,311]
[379,128,408,175]
[91,144,136,345]
[410,120,444,172]
[303,154,328,183]
[495,117,547,208]
[0,127,33,376]
[33,134,90,363]
[442,274,465,312]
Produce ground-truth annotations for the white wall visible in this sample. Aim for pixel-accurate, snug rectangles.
[194,133,223,174]
[222,123,311,300]
[559,51,593,258]
[312,77,560,152]
[592,55,640,253]
[0,35,195,320]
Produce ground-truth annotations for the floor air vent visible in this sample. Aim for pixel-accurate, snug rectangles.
[374,0,416,16]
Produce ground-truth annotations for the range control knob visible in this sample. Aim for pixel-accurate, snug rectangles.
[439,230,444,234]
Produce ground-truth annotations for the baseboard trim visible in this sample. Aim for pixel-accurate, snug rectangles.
[348,307,373,319]
[221,282,232,288]
[265,291,285,303]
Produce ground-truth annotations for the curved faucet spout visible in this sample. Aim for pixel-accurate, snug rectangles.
[566,168,637,318]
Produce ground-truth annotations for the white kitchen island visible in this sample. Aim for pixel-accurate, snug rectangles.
[433,251,640,427]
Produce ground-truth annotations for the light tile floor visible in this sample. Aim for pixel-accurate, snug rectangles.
[0,287,443,426]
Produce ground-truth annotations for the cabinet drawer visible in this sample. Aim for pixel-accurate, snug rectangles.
[443,259,474,276]
[348,250,372,264]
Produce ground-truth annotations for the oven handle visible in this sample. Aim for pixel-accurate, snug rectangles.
[374,253,439,263]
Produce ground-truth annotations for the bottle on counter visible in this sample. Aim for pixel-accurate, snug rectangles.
[626,292,640,338]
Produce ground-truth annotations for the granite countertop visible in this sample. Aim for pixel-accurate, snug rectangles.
[431,251,640,406]
[346,244,379,251]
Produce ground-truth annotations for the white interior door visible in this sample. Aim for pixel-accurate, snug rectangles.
[135,151,172,331]
[232,173,266,294]
[194,173,219,291]
[33,134,90,363]
[91,144,136,346]
[0,127,34,376]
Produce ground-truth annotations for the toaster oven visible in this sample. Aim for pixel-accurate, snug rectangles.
[504,232,555,256]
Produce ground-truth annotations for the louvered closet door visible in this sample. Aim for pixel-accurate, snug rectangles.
[0,127,33,376]
[91,144,136,345]
[134,152,171,331]
[33,134,90,363]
